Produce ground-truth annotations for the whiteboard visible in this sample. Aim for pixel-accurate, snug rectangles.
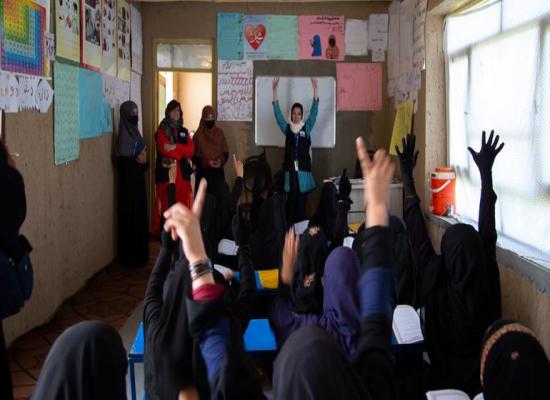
[255,76,336,148]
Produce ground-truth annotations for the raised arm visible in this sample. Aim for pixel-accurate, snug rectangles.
[272,78,288,134]
[468,130,504,319]
[353,139,398,400]
[163,180,264,398]
[396,134,439,307]
[305,77,319,134]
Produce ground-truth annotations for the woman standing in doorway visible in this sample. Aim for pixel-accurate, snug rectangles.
[272,77,319,224]
[192,105,229,191]
[116,101,149,268]
[152,100,194,236]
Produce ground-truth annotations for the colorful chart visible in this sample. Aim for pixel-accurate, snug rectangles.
[0,0,46,76]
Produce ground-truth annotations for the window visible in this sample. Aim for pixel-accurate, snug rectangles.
[156,43,212,70]
[445,0,550,267]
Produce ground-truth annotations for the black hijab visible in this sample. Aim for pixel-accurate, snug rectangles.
[481,319,550,400]
[309,182,338,241]
[0,142,28,260]
[352,217,416,306]
[424,223,489,395]
[117,100,143,157]
[31,321,127,400]
[145,259,204,399]
[273,325,368,400]
[290,227,328,314]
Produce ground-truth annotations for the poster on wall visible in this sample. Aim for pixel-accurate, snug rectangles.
[1,0,47,76]
[267,15,298,60]
[217,60,253,121]
[117,0,131,81]
[102,0,117,76]
[80,0,102,70]
[130,5,143,74]
[55,0,80,63]
[217,13,243,60]
[298,16,345,61]
[243,15,268,60]
[130,71,142,132]
[336,63,382,111]
[54,61,80,165]
[345,19,368,56]
[79,68,112,138]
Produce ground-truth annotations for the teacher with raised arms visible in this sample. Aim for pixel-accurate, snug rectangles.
[272,77,319,224]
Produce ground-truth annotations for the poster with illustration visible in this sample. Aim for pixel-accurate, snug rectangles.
[117,0,131,81]
[80,0,102,70]
[55,0,80,62]
[298,16,345,61]
[102,0,117,76]
[243,15,268,60]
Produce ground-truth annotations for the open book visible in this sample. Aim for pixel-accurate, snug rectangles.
[218,239,238,256]
[426,389,484,400]
[343,236,355,248]
[392,305,424,344]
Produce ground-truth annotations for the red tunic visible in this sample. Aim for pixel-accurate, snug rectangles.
[151,126,195,235]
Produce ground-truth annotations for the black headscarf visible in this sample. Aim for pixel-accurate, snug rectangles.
[162,100,183,131]
[309,182,338,240]
[481,319,550,400]
[290,227,328,314]
[117,100,143,157]
[0,142,28,260]
[144,258,206,399]
[352,217,416,306]
[424,223,489,395]
[273,325,368,400]
[31,321,127,400]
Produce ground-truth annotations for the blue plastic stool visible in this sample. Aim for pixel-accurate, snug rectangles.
[243,318,277,358]
[128,322,144,400]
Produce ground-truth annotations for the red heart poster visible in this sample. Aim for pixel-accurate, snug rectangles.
[243,15,268,60]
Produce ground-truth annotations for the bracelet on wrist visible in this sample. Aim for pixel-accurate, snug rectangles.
[189,259,213,281]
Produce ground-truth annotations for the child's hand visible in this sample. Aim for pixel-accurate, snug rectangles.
[281,229,300,285]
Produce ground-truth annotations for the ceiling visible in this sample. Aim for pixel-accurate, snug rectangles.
[135,0,391,3]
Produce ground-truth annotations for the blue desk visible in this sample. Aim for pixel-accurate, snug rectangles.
[128,323,144,400]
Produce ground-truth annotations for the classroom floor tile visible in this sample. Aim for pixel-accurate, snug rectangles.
[8,241,159,400]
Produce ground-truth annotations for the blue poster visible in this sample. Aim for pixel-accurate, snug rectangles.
[79,69,112,138]
[217,13,243,60]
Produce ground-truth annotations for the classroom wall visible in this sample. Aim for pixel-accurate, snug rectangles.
[141,1,394,203]
[3,111,116,345]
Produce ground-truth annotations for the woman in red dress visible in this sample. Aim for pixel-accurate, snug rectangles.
[152,100,195,235]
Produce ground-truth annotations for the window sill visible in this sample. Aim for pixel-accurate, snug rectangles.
[427,214,550,294]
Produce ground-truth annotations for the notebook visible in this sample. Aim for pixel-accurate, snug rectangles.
[426,389,484,400]
[218,239,239,256]
[392,305,424,344]
[293,220,310,235]
[213,264,234,281]
[343,236,355,248]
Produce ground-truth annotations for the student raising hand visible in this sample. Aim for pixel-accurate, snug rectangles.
[355,138,394,227]
[163,179,213,288]
[468,130,504,186]
[281,229,300,285]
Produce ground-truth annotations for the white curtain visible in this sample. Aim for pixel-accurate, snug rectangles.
[445,0,550,266]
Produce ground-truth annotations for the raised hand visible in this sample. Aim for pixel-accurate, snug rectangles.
[272,77,280,101]
[281,229,300,285]
[163,179,208,265]
[233,154,244,178]
[311,77,319,99]
[338,168,352,203]
[468,130,504,178]
[356,138,394,227]
[395,134,419,177]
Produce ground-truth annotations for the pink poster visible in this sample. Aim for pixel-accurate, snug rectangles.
[337,63,382,111]
[299,16,345,61]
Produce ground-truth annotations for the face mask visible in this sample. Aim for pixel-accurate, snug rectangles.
[129,115,138,126]
[205,120,215,129]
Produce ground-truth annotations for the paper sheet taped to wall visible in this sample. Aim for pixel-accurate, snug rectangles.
[389,101,413,156]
